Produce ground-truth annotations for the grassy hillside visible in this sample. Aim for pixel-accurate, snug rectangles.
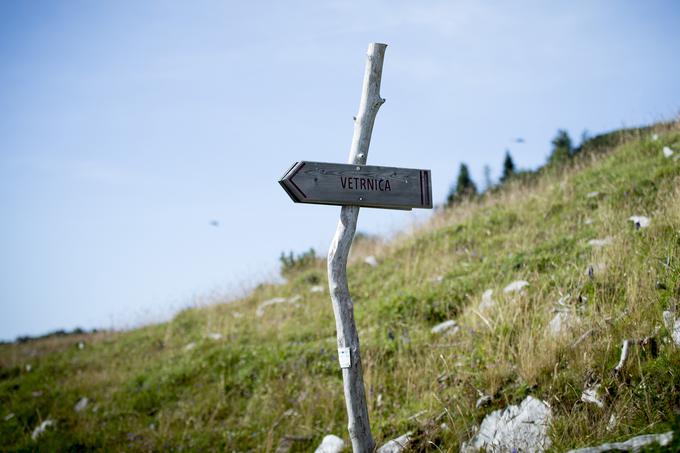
[2,121,680,452]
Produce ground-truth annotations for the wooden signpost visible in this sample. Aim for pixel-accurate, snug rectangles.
[280,161,432,210]
[279,43,432,452]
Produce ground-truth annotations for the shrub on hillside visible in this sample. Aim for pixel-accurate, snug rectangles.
[279,248,321,279]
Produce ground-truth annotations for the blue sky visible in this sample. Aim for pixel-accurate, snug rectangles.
[1,1,679,340]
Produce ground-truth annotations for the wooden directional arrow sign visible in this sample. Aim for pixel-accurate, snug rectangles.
[279,161,432,210]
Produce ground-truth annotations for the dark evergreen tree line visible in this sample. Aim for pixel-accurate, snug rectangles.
[447,128,581,207]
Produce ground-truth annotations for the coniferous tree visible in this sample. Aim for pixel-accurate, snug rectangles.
[501,150,515,182]
[447,163,477,205]
[548,129,573,165]
[483,164,493,191]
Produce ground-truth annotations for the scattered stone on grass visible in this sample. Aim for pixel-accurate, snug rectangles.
[74,397,89,412]
[581,384,604,408]
[4,413,14,421]
[606,414,618,432]
[31,418,55,441]
[663,310,674,327]
[25,364,32,372]
[588,237,612,248]
[206,333,223,341]
[364,255,378,267]
[566,430,673,453]
[503,280,529,294]
[256,296,301,317]
[314,434,345,453]
[430,275,444,284]
[310,285,324,293]
[628,215,650,229]
[431,320,459,335]
[671,319,680,346]
[183,342,196,351]
[479,289,495,310]
[32,391,43,398]
[476,395,492,408]
[377,432,412,453]
[663,311,680,346]
[663,146,674,158]
[557,294,571,306]
[461,395,552,452]
[548,312,578,338]
[652,133,659,141]
[586,191,600,199]
[282,409,299,418]
[584,218,593,225]
[77,341,85,350]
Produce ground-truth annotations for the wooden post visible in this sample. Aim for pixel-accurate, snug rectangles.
[327,42,386,453]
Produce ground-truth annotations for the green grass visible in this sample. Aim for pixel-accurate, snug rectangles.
[1,121,680,452]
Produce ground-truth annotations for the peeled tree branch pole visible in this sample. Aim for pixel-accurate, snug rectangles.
[327,43,387,452]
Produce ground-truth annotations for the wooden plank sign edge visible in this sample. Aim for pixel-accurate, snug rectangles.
[279,161,433,210]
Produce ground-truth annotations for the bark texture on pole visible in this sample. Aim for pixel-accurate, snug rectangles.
[327,42,387,453]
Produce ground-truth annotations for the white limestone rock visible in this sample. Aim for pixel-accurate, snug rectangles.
[31,418,55,441]
[586,191,600,199]
[431,320,459,335]
[364,255,378,267]
[475,395,492,408]
[183,342,196,351]
[377,432,412,453]
[461,396,552,452]
[628,216,650,229]
[663,310,674,329]
[548,312,578,338]
[479,289,495,310]
[256,296,300,317]
[503,280,529,294]
[310,285,324,293]
[206,332,223,341]
[663,311,680,346]
[663,146,674,158]
[315,434,345,453]
[588,237,612,248]
[566,431,673,453]
[74,397,89,412]
[606,414,618,432]
[581,384,604,408]
[557,294,571,306]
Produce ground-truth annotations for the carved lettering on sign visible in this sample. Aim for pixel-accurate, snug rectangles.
[340,176,392,192]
